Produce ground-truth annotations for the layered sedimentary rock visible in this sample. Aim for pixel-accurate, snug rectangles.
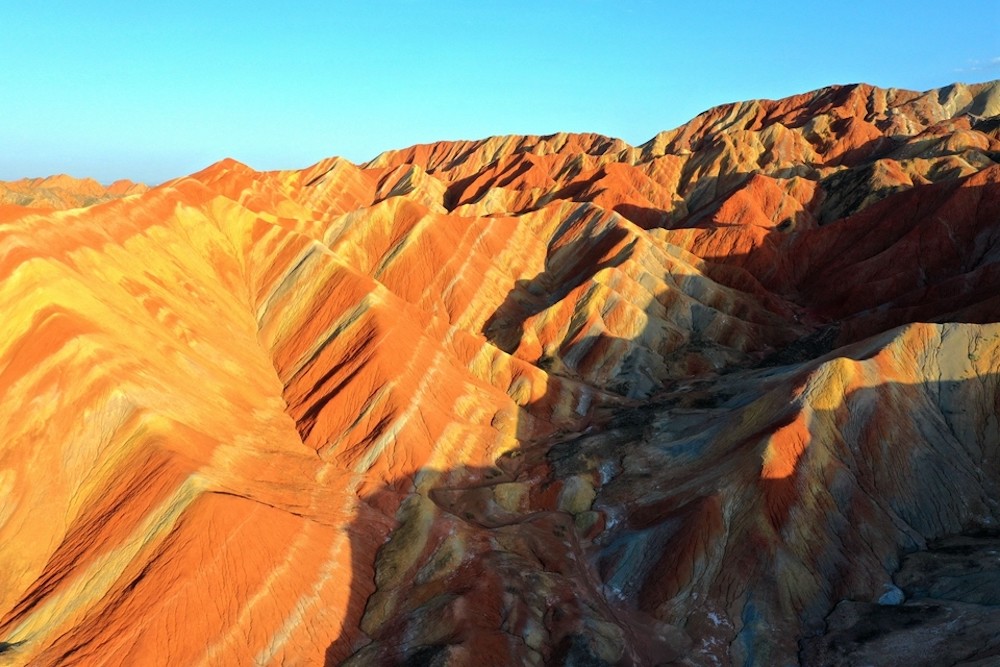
[0,175,148,211]
[801,530,1000,665]
[0,80,999,666]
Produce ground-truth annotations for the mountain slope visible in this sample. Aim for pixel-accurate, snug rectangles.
[0,81,999,666]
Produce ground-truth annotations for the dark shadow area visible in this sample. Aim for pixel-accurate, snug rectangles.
[324,358,1000,665]
[799,530,1000,665]
[816,161,909,224]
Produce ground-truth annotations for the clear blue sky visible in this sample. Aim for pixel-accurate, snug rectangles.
[2,1,998,184]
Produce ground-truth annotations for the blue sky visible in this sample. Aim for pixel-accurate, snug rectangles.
[2,1,998,184]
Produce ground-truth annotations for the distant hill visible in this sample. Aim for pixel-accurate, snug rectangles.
[0,174,148,210]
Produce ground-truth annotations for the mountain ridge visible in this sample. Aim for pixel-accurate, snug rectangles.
[0,79,999,666]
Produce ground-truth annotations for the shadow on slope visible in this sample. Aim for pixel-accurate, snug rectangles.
[325,355,1000,665]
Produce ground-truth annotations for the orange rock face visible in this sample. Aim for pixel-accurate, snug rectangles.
[1,81,1000,666]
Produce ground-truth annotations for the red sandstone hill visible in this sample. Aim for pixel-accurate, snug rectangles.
[1,81,999,666]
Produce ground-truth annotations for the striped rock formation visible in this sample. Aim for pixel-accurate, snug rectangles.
[0,175,148,213]
[0,80,999,665]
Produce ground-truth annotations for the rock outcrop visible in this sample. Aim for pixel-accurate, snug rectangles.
[801,531,1000,665]
[0,81,999,665]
